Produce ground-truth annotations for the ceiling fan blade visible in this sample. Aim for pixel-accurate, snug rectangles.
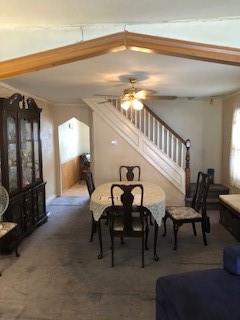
[97,100,110,104]
[141,95,177,100]
[135,89,156,99]
[94,94,120,98]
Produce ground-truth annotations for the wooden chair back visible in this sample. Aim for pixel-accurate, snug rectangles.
[110,184,144,232]
[85,171,95,197]
[119,166,141,181]
[191,172,210,217]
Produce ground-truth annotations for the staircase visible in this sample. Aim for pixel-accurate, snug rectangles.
[84,98,191,195]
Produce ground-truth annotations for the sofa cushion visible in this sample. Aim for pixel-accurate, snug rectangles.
[219,194,240,214]
[224,245,240,275]
[156,269,240,320]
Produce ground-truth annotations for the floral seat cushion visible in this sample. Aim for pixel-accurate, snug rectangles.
[113,217,147,231]
[166,206,201,220]
[0,222,17,239]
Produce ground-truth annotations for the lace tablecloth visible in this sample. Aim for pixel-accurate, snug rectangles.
[90,181,166,226]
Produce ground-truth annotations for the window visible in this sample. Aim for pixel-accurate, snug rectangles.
[230,108,240,188]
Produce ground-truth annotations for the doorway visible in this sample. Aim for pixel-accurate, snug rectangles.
[58,117,90,197]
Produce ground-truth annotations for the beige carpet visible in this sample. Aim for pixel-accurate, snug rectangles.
[0,194,236,320]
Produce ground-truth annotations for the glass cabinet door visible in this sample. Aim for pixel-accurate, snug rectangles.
[7,117,18,192]
[20,119,33,187]
[33,122,40,180]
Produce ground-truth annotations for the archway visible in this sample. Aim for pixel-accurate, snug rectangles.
[58,117,90,196]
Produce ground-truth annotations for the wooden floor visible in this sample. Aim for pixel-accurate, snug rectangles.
[62,180,88,197]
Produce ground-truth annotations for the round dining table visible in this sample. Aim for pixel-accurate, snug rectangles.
[90,180,166,260]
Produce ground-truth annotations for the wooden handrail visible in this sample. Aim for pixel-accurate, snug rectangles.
[143,103,186,144]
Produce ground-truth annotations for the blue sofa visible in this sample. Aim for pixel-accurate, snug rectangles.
[156,246,240,320]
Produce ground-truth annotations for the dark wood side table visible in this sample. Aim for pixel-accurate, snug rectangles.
[186,183,229,210]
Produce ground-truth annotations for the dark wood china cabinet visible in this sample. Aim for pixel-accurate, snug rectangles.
[0,93,47,252]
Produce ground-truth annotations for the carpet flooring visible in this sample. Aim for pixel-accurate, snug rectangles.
[0,194,237,320]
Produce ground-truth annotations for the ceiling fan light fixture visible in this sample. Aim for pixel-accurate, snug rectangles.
[121,100,131,111]
[132,99,143,111]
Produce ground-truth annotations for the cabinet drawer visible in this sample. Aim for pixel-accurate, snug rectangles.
[23,191,33,231]
[220,207,240,241]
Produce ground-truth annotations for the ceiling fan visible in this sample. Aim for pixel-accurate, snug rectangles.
[95,78,177,111]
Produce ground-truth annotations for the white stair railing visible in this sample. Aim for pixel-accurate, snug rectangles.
[111,99,190,195]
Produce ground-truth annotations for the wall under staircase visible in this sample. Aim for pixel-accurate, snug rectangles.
[84,98,190,204]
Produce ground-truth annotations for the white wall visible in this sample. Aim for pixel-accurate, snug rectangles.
[92,112,184,206]
[58,117,90,164]
[148,98,223,182]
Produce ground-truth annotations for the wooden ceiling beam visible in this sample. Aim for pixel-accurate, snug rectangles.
[0,31,240,79]
[0,32,124,79]
[126,32,240,66]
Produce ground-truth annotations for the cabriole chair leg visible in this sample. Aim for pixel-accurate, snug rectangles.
[192,223,197,236]
[145,225,149,250]
[142,233,145,268]
[154,221,159,261]
[15,245,20,257]
[97,220,103,259]
[89,214,96,242]
[162,215,167,237]
[173,223,179,251]
[201,222,208,246]
[111,232,114,267]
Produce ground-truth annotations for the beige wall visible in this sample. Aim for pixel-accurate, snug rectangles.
[51,102,91,127]
[1,82,231,203]
[222,93,240,194]
[92,112,184,206]
[58,118,90,164]
[149,98,223,183]
[51,102,92,195]
[39,101,57,202]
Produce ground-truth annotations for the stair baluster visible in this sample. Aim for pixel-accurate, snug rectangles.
[111,100,190,195]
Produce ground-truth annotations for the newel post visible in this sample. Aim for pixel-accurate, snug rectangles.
[185,139,191,197]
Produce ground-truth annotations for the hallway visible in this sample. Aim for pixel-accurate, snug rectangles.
[0,194,236,320]
[62,180,88,197]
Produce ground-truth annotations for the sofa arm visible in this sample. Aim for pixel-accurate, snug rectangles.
[224,245,240,275]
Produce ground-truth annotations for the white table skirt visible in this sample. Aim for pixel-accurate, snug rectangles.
[90,181,166,226]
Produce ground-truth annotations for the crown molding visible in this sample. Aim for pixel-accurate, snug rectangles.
[0,81,53,104]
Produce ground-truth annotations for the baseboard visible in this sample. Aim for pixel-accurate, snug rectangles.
[46,194,57,206]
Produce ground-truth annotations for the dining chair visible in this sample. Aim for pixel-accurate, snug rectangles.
[119,166,141,181]
[162,171,211,250]
[85,170,108,244]
[119,165,153,226]
[108,184,149,268]
[0,186,20,276]
[85,171,96,242]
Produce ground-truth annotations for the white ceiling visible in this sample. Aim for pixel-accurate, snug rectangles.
[0,0,240,26]
[3,51,240,103]
[1,0,240,102]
